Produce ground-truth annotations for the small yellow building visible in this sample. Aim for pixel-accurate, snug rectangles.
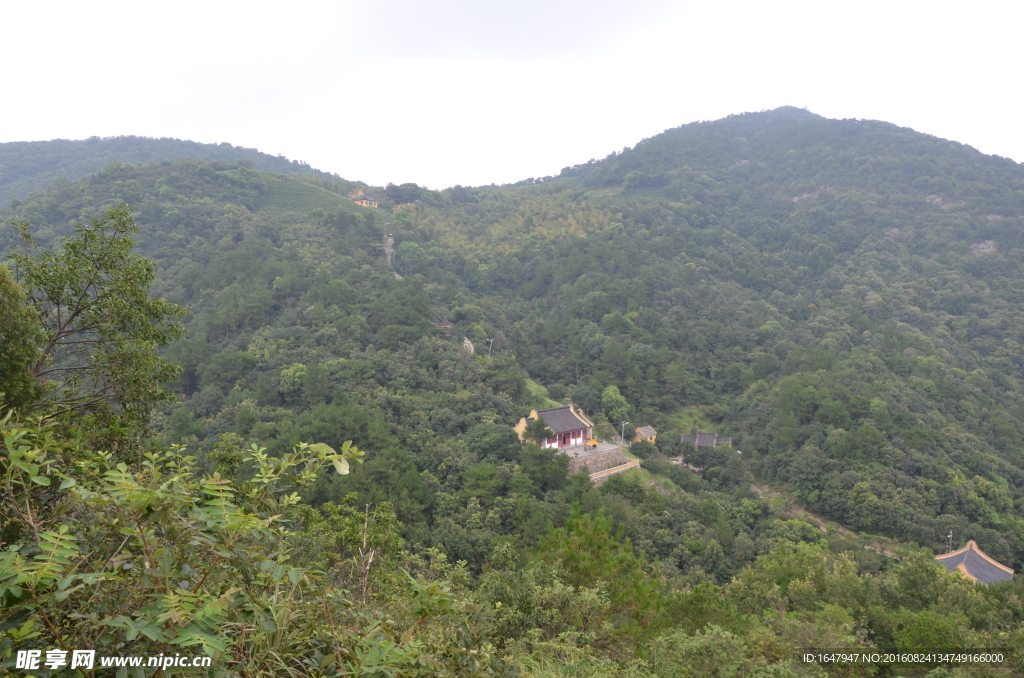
[632,425,657,444]
[353,195,379,208]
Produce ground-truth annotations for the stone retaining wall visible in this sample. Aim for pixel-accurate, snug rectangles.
[568,447,625,475]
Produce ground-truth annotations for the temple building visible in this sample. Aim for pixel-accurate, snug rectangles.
[513,405,638,486]
[514,405,594,449]
[935,540,1014,585]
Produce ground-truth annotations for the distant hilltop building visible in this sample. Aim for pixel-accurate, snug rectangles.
[514,405,594,449]
[633,426,657,444]
[353,195,379,208]
[680,432,732,447]
[935,540,1014,585]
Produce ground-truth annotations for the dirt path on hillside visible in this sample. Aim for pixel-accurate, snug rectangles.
[752,483,900,558]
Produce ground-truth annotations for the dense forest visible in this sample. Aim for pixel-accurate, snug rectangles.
[3,107,1024,676]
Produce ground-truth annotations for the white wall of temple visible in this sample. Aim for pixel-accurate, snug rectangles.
[541,428,591,449]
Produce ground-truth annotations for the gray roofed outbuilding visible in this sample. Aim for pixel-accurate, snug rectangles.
[936,541,1014,585]
[680,432,732,447]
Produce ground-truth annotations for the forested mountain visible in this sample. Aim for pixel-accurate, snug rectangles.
[4,107,1024,676]
[0,135,364,200]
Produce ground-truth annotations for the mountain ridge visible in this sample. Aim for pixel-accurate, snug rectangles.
[0,134,364,201]
[564,107,1023,195]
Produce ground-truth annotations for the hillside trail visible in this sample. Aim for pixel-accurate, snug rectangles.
[747,481,899,558]
[380,233,402,279]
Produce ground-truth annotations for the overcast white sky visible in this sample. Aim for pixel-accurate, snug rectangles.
[2,0,1020,188]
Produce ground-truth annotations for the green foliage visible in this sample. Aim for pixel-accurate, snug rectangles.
[0,136,362,200]
[385,182,441,206]
[258,173,354,215]
[519,444,570,496]
[8,205,186,447]
[646,625,749,678]
[666,582,746,637]
[465,422,521,461]
[293,495,404,602]
[601,385,630,423]
[0,265,43,412]
[523,418,554,446]
[0,411,364,668]
[198,349,258,390]
[533,509,663,648]
[629,439,657,459]
[478,543,613,648]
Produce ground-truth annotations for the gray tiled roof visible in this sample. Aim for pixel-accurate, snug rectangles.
[637,425,657,437]
[936,541,1014,584]
[680,432,731,447]
[535,406,590,434]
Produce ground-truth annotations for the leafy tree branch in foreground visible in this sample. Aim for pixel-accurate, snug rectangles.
[8,205,185,448]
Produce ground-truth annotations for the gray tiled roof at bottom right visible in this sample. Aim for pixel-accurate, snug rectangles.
[938,549,1014,584]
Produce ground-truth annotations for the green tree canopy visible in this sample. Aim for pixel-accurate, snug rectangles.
[523,417,554,445]
[9,205,186,446]
[0,265,44,412]
[601,384,630,423]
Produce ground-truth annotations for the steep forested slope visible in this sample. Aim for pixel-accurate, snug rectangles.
[405,108,1024,564]
[5,108,1024,675]
[0,135,363,200]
